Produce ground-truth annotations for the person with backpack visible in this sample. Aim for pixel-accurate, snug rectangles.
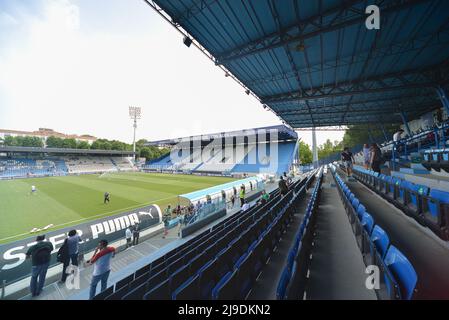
[26,235,54,297]
[370,143,382,174]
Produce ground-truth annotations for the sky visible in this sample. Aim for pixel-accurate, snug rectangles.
[0,0,344,147]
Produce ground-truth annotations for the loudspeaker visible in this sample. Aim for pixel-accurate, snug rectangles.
[183,36,192,47]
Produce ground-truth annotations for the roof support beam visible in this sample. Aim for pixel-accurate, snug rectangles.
[216,0,430,64]
[262,64,448,104]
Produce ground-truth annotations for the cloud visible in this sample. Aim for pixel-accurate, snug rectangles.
[0,12,19,27]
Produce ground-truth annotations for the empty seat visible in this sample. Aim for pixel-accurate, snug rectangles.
[370,225,390,259]
[384,245,418,300]
[143,279,170,300]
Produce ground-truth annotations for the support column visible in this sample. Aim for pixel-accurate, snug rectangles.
[380,123,388,142]
[312,128,318,168]
[400,111,412,136]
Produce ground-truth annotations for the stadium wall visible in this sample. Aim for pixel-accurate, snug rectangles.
[0,205,162,285]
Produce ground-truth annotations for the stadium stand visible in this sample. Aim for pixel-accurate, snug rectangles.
[0,158,68,178]
[143,125,299,176]
[350,166,449,241]
[93,170,316,300]
[0,155,134,178]
[330,164,418,300]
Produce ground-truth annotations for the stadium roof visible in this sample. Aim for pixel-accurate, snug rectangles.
[147,0,449,128]
[146,124,298,146]
[0,146,134,156]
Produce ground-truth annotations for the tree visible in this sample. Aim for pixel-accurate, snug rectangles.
[342,124,397,148]
[62,138,77,149]
[298,141,312,164]
[76,141,90,149]
[46,136,64,148]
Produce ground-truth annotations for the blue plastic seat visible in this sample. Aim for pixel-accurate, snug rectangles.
[352,198,360,210]
[370,225,389,259]
[361,212,374,235]
[384,245,418,300]
[427,189,449,217]
[356,204,366,221]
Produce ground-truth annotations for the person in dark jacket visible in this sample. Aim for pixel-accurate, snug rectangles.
[132,224,140,246]
[26,235,54,297]
[279,176,289,196]
[370,143,382,174]
[59,229,81,283]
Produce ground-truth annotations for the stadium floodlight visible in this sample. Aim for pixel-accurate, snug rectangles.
[129,106,142,161]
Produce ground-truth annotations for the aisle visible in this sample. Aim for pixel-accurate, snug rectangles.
[306,173,376,300]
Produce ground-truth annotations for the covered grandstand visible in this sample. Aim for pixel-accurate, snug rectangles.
[0,146,136,178]
[3,0,449,302]
[143,125,300,176]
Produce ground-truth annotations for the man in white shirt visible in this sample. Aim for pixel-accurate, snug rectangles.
[393,129,404,142]
[241,200,250,212]
[125,227,132,249]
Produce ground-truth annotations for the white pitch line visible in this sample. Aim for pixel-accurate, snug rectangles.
[0,195,176,243]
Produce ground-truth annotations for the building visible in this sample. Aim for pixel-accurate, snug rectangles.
[0,128,97,145]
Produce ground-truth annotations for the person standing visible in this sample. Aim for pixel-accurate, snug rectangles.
[132,224,140,246]
[370,143,382,174]
[125,227,132,249]
[230,194,235,208]
[341,147,355,177]
[393,129,405,154]
[26,235,54,297]
[363,144,371,169]
[104,192,110,204]
[162,205,171,239]
[87,240,115,299]
[279,176,289,196]
[60,230,81,283]
[239,186,246,207]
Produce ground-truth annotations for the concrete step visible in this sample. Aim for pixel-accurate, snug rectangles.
[410,163,429,170]
[399,168,429,175]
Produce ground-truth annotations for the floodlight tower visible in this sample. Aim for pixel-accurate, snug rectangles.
[129,106,141,161]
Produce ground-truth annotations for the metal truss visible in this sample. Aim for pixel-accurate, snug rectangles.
[216,0,431,64]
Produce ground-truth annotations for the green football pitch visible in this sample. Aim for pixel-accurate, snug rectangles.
[0,172,236,244]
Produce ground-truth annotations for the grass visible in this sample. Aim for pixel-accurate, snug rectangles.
[0,172,235,244]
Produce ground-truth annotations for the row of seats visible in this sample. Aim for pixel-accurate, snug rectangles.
[276,168,324,300]
[330,165,418,300]
[0,158,68,178]
[352,167,449,241]
[422,149,449,173]
[93,172,317,300]
[144,142,296,175]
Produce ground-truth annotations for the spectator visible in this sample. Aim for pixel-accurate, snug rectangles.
[279,176,289,196]
[60,230,81,283]
[370,143,382,174]
[26,235,54,297]
[241,200,250,211]
[125,227,132,249]
[363,144,371,169]
[239,185,246,207]
[162,207,171,239]
[87,240,115,299]
[132,224,140,246]
[230,194,235,208]
[261,190,270,204]
[341,147,355,177]
[393,129,404,142]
